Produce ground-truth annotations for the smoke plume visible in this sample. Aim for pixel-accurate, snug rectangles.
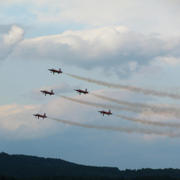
[61,95,140,113]
[116,114,180,128]
[65,73,180,99]
[92,93,180,118]
[48,117,179,137]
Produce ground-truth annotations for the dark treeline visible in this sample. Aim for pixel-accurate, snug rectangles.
[0,153,179,180]
[0,152,119,178]
[0,175,178,180]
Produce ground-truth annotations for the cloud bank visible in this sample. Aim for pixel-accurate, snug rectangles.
[1,0,180,36]
[9,26,180,77]
[0,25,24,61]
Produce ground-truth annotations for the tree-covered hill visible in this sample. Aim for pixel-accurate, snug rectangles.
[0,152,119,178]
[0,152,180,179]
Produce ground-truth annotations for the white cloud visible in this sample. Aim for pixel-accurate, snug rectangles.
[9,25,180,77]
[0,25,24,61]
[153,56,180,67]
[1,0,180,36]
[1,0,179,36]
[0,104,57,139]
[3,25,24,46]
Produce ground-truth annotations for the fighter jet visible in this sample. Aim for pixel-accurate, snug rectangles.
[74,88,89,95]
[48,68,63,74]
[40,90,55,96]
[98,110,112,116]
[33,113,47,119]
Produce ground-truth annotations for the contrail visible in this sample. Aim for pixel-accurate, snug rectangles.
[116,114,180,128]
[48,117,179,137]
[65,73,180,99]
[92,93,180,118]
[60,95,140,113]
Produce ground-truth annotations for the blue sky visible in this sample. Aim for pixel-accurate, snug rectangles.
[1,0,180,169]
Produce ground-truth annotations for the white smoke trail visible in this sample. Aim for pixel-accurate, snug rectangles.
[65,73,180,99]
[48,117,179,137]
[116,114,180,128]
[92,93,180,118]
[61,95,140,113]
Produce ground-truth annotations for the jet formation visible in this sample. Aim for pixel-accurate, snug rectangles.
[33,68,112,119]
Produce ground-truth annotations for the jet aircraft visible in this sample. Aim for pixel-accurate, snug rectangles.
[74,88,89,95]
[48,68,62,74]
[40,90,55,96]
[98,110,112,116]
[33,113,47,119]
